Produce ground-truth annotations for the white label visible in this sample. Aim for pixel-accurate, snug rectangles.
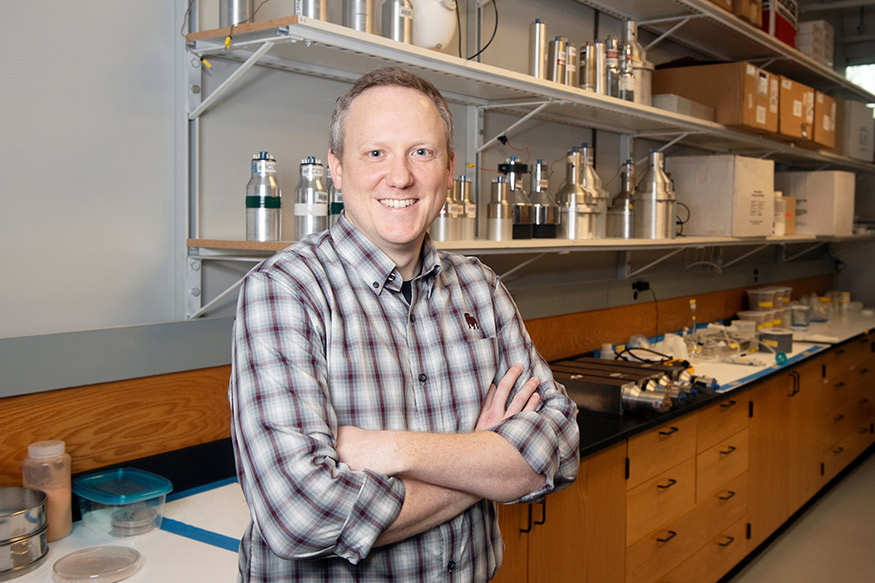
[757,71,769,95]
[295,202,328,216]
[756,105,767,125]
[302,164,324,180]
[465,203,477,218]
[823,115,830,131]
[746,64,756,77]
[400,6,413,19]
[770,79,779,112]
[295,0,302,14]
[254,160,276,173]
[782,78,793,90]
[448,203,464,217]
[793,100,802,117]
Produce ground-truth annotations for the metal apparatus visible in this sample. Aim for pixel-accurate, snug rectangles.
[382,0,414,43]
[593,39,607,94]
[219,0,253,27]
[529,159,558,239]
[454,176,476,240]
[498,157,533,239]
[566,42,579,87]
[326,166,343,227]
[547,36,567,84]
[618,41,636,102]
[607,159,635,239]
[624,18,653,105]
[296,0,326,19]
[486,176,513,241]
[551,367,671,415]
[343,0,375,33]
[245,152,281,242]
[289,156,328,240]
[633,150,677,239]
[529,19,548,80]
[430,187,462,241]
[579,144,609,238]
[555,148,600,240]
[581,42,596,91]
[605,36,620,98]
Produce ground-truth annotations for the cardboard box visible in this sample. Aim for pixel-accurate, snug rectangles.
[708,0,733,11]
[734,0,763,27]
[836,98,875,162]
[652,62,779,134]
[778,76,815,140]
[774,171,855,236]
[811,91,836,149]
[666,155,775,237]
[651,94,715,121]
[762,0,798,47]
[784,195,797,234]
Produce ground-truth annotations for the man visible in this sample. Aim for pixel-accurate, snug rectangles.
[229,66,579,582]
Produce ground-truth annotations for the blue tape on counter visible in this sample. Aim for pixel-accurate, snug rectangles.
[161,517,240,552]
[166,476,238,502]
[717,345,825,392]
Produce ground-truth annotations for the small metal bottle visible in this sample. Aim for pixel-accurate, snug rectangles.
[529,19,548,80]
[343,0,375,33]
[288,156,328,240]
[547,36,567,84]
[581,41,596,91]
[607,159,635,239]
[219,0,253,27]
[632,150,677,239]
[593,38,607,95]
[624,18,653,105]
[555,148,600,240]
[565,41,579,87]
[486,176,513,242]
[498,156,533,239]
[429,187,462,242]
[618,41,636,103]
[455,176,476,240]
[381,0,413,44]
[605,36,620,98]
[326,166,343,227]
[296,0,326,20]
[529,159,558,239]
[580,143,608,238]
[245,152,282,242]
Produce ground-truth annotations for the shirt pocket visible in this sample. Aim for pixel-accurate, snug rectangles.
[436,336,499,430]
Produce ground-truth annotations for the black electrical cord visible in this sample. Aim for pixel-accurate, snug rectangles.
[649,287,659,338]
[467,0,499,61]
[455,2,463,58]
[675,202,691,238]
[614,346,672,364]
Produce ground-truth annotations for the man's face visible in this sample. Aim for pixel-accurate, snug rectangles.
[328,85,454,260]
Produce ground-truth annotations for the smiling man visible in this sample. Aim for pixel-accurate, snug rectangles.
[229,67,579,583]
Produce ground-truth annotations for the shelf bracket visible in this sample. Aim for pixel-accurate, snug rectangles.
[640,16,702,52]
[619,247,684,279]
[184,254,265,319]
[498,252,547,281]
[722,244,770,268]
[782,241,829,262]
[476,101,558,153]
[188,40,278,120]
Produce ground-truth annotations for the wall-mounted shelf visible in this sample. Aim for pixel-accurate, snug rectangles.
[574,0,875,104]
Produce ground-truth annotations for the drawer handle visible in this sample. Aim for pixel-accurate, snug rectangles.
[718,536,735,548]
[836,349,846,355]
[719,445,737,456]
[520,504,533,533]
[834,414,845,422]
[862,398,870,405]
[656,530,677,543]
[719,490,736,501]
[833,446,845,455]
[835,381,846,389]
[859,427,870,435]
[720,400,737,410]
[657,478,677,490]
[658,426,679,437]
[861,368,870,374]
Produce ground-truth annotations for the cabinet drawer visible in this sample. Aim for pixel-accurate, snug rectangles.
[697,397,748,454]
[659,518,749,583]
[696,429,749,503]
[695,471,748,541]
[822,425,873,481]
[626,457,696,547]
[625,491,701,583]
[822,368,852,413]
[822,400,862,450]
[627,415,698,489]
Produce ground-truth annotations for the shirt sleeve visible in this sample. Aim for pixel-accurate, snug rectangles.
[229,268,405,563]
[486,276,580,503]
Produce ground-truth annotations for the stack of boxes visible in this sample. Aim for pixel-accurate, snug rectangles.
[762,0,798,47]
[796,20,835,67]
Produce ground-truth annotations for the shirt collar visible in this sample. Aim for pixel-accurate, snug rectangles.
[330,214,443,297]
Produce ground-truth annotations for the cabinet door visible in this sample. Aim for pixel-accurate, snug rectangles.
[494,503,529,583]
[791,357,829,507]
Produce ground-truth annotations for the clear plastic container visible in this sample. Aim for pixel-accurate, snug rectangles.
[72,468,172,538]
[736,310,771,330]
[22,440,71,542]
[746,288,778,311]
[791,304,811,328]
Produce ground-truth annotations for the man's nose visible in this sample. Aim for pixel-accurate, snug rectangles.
[386,155,414,188]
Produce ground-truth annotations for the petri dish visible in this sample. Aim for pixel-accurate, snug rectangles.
[52,546,141,583]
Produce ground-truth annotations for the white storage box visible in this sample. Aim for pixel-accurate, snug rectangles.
[666,155,775,237]
[652,94,715,122]
[837,99,874,162]
[774,171,855,236]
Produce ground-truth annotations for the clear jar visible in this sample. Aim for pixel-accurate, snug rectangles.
[22,440,72,541]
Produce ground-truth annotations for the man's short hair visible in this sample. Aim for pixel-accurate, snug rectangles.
[328,66,454,162]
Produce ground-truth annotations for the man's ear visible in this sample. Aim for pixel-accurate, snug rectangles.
[446,152,456,189]
[327,150,343,190]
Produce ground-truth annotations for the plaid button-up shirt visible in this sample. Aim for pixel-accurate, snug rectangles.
[229,215,580,582]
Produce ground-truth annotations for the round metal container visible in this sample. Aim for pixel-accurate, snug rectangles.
[0,488,49,579]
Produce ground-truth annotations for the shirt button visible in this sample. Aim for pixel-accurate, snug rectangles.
[372,282,379,288]
[447,560,455,571]
[418,373,427,382]
[409,314,416,323]
[387,273,396,281]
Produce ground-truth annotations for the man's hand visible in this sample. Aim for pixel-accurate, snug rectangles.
[474,364,540,432]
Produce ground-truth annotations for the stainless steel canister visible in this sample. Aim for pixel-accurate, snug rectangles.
[632,150,676,239]
[529,19,548,80]
[547,36,567,84]
[581,41,596,91]
[529,159,558,239]
[607,159,635,239]
[555,149,600,240]
[498,157,533,239]
[624,18,653,105]
[618,41,635,102]
[326,166,343,227]
[565,42,579,87]
[343,0,375,33]
[296,0,327,19]
[289,156,328,240]
[381,0,413,43]
[593,39,607,95]
[219,0,253,27]
[429,188,462,242]
[245,152,282,242]
[486,177,513,241]
[580,143,608,238]
[455,176,476,240]
[605,36,620,98]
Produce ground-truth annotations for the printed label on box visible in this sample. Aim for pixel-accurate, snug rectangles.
[793,100,802,117]
[757,105,767,125]
[757,71,769,95]
[770,78,779,112]
[782,78,793,89]
[747,64,756,77]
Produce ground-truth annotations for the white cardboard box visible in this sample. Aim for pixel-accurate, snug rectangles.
[773,171,855,236]
[838,99,875,162]
[666,154,775,237]
[652,94,716,122]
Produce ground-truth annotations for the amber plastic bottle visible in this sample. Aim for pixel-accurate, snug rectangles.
[22,440,72,541]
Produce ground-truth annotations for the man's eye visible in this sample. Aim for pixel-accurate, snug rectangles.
[367,150,382,158]
[415,148,431,156]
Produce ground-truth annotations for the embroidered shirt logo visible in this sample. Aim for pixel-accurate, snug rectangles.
[464,313,479,330]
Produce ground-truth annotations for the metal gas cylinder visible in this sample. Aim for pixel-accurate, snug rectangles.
[245,152,281,242]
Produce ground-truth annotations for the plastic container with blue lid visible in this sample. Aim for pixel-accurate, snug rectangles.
[72,468,172,538]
